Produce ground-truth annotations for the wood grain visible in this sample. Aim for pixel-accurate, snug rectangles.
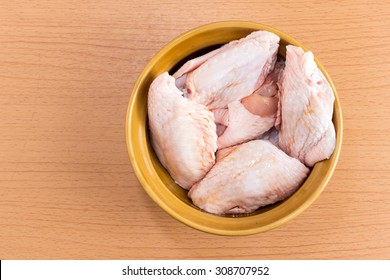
[1,0,390,259]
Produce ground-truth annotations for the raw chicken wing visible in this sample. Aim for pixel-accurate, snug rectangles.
[174,31,280,109]
[148,72,218,189]
[189,140,309,215]
[278,46,336,167]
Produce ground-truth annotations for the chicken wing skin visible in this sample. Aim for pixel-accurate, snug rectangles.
[254,56,285,97]
[211,57,283,149]
[173,47,227,80]
[216,100,275,149]
[189,140,309,215]
[174,31,280,110]
[148,72,218,189]
[278,46,336,167]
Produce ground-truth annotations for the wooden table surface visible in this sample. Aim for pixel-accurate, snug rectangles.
[1,0,390,260]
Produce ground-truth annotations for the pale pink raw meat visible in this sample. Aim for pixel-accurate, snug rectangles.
[241,93,278,117]
[210,57,283,149]
[216,97,276,149]
[174,31,280,109]
[188,140,309,215]
[148,72,218,189]
[254,57,285,97]
[212,108,229,126]
[278,45,336,167]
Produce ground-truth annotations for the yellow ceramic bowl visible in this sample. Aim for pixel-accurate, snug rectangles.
[126,21,343,235]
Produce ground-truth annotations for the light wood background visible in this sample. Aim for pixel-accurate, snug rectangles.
[1,0,389,259]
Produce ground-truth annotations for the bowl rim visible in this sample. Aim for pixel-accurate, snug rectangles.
[126,20,343,235]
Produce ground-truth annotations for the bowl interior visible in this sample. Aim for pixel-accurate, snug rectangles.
[126,21,342,235]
